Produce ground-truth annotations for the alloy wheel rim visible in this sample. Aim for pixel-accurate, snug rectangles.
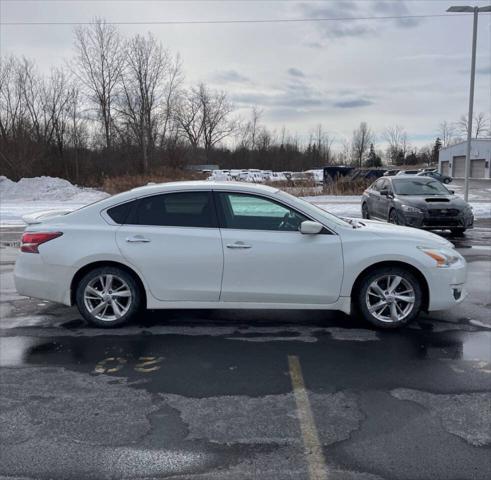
[83,274,132,322]
[366,275,415,323]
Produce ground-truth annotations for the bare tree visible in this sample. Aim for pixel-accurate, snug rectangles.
[439,121,456,147]
[71,18,124,149]
[160,53,183,147]
[0,56,23,141]
[174,87,204,149]
[175,83,236,158]
[383,125,409,165]
[313,124,334,164]
[118,33,175,172]
[199,84,236,157]
[237,106,262,150]
[457,112,490,138]
[351,122,374,167]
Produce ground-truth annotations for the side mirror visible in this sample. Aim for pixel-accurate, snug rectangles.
[449,189,455,194]
[300,221,323,235]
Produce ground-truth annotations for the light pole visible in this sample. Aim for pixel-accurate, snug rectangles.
[447,5,491,201]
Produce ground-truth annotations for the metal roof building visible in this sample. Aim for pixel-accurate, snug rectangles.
[438,138,491,178]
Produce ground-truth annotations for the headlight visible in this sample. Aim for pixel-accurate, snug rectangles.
[401,204,423,214]
[418,246,462,268]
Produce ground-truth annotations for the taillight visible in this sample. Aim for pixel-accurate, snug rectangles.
[20,232,63,253]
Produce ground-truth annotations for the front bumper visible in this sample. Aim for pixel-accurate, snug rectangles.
[401,209,474,230]
[426,260,468,311]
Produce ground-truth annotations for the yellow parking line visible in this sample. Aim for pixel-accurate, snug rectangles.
[288,355,328,480]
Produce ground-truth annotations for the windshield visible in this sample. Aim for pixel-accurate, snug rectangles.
[392,178,450,196]
[277,190,352,227]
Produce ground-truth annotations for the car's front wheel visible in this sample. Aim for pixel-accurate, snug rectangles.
[443,178,451,184]
[451,228,466,236]
[388,208,404,226]
[356,266,422,329]
[76,266,142,327]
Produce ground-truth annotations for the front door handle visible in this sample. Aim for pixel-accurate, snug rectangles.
[126,235,151,243]
[226,242,251,249]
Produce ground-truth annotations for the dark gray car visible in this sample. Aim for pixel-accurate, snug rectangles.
[417,170,453,184]
[361,176,474,235]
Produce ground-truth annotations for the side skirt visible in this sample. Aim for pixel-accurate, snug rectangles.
[145,296,352,315]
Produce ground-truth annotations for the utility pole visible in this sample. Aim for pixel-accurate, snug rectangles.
[447,5,491,201]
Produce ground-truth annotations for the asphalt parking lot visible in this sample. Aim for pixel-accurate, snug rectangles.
[1,223,490,480]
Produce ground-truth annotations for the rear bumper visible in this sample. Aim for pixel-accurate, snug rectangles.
[14,253,74,306]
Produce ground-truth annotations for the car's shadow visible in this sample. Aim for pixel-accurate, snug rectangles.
[58,308,369,332]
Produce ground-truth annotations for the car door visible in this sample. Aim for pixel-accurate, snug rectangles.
[215,191,344,305]
[115,191,223,302]
[378,179,393,220]
[376,178,391,219]
[367,179,383,218]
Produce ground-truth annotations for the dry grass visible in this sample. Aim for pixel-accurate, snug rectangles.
[268,177,372,197]
[321,177,372,195]
[100,169,206,194]
[98,170,372,196]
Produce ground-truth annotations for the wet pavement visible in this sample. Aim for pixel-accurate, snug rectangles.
[1,224,490,480]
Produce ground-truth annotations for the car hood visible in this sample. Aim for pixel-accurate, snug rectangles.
[357,219,453,247]
[395,195,467,209]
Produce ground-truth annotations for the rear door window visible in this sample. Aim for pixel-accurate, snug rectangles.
[127,192,217,228]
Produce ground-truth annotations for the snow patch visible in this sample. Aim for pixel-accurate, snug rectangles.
[0,176,109,226]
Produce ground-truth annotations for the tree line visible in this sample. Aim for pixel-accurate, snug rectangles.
[1,19,490,184]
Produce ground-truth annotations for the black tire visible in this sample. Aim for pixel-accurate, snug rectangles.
[355,266,423,329]
[443,178,451,184]
[388,208,403,226]
[451,228,466,236]
[75,266,142,328]
[362,203,370,219]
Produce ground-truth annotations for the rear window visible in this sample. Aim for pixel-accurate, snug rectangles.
[107,202,134,224]
[128,192,217,228]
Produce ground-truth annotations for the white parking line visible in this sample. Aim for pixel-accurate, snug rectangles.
[288,355,328,480]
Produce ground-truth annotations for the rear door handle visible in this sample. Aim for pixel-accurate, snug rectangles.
[126,235,151,243]
[226,242,251,249]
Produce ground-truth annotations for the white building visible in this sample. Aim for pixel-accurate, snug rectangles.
[438,138,491,178]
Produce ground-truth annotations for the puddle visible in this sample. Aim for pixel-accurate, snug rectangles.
[0,337,49,366]
[462,332,491,362]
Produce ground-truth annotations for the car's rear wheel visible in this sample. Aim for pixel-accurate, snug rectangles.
[443,178,451,184]
[356,266,422,329]
[76,266,141,327]
[362,203,370,219]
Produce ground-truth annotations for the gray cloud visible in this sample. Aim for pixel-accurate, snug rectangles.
[333,99,374,108]
[287,67,305,78]
[371,0,421,28]
[300,0,421,45]
[476,65,491,75]
[231,76,375,115]
[212,69,251,84]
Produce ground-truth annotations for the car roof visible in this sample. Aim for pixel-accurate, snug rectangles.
[129,180,279,195]
[388,175,433,182]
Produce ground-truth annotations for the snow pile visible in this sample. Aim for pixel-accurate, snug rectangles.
[0,176,107,203]
[0,176,109,226]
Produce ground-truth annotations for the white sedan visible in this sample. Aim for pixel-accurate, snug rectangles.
[14,181,467,328]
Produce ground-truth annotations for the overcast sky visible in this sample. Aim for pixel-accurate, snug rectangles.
[1,0,490,149]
